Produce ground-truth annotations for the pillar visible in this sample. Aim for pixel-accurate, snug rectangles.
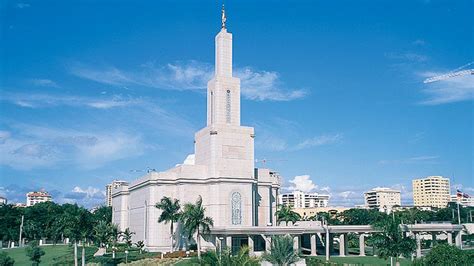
[431,232,437,247]
[339,234,348,257]
[455,232,462,248]
[216,237,222,253]
[416,233,421,258]
[325,232,330,261]
[310,234,317,256]
[226,236,232,250]
[359,234,365,256]
[293,235,300,253]
[447,232,453,245]
[265,235,272,253]
[248,236,254,256]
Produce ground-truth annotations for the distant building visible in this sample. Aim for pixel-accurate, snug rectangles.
[0,196,7,205]
[412,176,450,208]
[364,187,401,213]
[293,206,351,219]
[278,190,330,209]
[26,191,52,206]
[450,194,474,207]
[106,180,128,207]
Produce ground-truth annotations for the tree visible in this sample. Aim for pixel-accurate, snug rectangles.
[93,220,113,248]
[26,240,45,266]
[120,228,135,249]
[0,251,15,266]
[155,196,181,252]
[423,243,474,265]
[275,205,301,226]
[262,235,299,266]
[180,196,214,260]
[371,218,416,265]
[92,206,112,224]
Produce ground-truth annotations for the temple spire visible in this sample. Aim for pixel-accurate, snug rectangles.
[221,4,227,29]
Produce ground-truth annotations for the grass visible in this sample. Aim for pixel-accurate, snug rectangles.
[307,255,413,265]
[3,244,98,265]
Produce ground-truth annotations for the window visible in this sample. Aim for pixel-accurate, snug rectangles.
[226,90,231,124]
[231,192,242,225]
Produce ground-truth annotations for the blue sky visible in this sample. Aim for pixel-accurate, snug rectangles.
[0,0,472,208]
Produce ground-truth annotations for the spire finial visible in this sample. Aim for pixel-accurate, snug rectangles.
[221,4,227,29]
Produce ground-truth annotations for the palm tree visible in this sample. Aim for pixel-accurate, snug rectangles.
[93,220,112,248]
[180,196,214,260]
[155,196,181,253]
[120,228,135,249]
[275,205,301,226]
[371,218,416,266]
[198,246,260,266]
[262,235,299,266]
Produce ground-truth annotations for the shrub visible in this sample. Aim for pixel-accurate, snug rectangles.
[424,243,474,265]
[0,252,15,266]
[25,240,45,266]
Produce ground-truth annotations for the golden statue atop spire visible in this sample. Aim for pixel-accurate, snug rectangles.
[221,4,227,29]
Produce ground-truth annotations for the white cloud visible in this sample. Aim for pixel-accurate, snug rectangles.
[0,124,148,170]
[70,61,307,101]
[293,133,343,150]
[378,155,439,165]
[288,175,317,192]
[386,52,429,63]
[16,3,30,8]
[419,71,474,105]
[1,93,139,109]
[31,79,59,88]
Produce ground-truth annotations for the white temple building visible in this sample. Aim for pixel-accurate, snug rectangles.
[112,8,281,252]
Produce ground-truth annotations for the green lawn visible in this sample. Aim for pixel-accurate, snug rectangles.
[307,255,413,266]
[3,244,98,265]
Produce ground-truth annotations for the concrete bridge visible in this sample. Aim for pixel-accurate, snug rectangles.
[210,222,464,259]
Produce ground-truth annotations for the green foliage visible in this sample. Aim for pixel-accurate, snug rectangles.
[135,240,145,253]
[120,228,135,249]
[196,246,259,266]
[0,251,15,266]
[25,240,45,265]
[423,243,474,265]
[93,220,115,247]
[180,196,214,259]
[337,209,387,225]
[275,205,301,225]
[155,196,181,251]
[371,218,416,260]
[262,235,299,266]
[92,206,112,224]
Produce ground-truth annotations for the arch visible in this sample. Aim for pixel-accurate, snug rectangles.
[231,191,242,225]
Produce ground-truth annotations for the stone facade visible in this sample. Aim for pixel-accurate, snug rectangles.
[112,24,281,252]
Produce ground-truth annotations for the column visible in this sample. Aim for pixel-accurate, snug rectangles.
[416,233,421,258]
[325,232,330,261]
[447,232,453,245]
[359,234,365,256]
[455,232,462,248]
[431,232,437,247]
[293,235,300,253]
[310,234,317,256]
[248,236,254,256]
[226,236,232,250]
[339,234,348,257]
[265,235,272,253]
[216,237,222,254]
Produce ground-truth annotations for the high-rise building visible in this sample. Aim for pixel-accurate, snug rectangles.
[364,187,401,213]
[278,190,330,208]
[105,180,128,207]
[450,194,474,207]
[412,176,451,208]
[26,191,52,206]
[0,196,7,205]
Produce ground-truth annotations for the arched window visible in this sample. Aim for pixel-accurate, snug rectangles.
[226,90,231,124]
[231,192,242,225]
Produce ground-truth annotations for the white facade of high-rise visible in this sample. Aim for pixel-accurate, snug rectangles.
[364,187,401,213]
[106,180,128,207]
[26,191,52,206]
[278,191,329,208]
[412,176,450,208]
[112,14,281,252]
[450,195,474,207]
